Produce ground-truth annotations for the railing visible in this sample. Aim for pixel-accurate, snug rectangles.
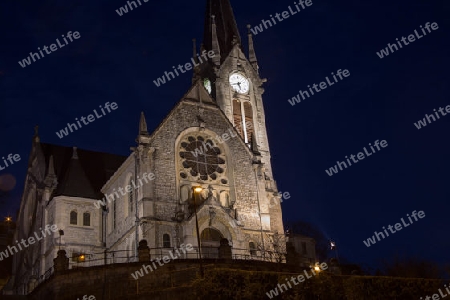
[22,246,286,295]
[66,246,286,268]
[37,266,54,286]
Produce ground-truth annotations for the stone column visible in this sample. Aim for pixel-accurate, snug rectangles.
[53,250,69,273]
[218,238,232,260]
[138,240,151,262]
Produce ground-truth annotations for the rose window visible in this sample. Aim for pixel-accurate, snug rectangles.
[179,136,225,181]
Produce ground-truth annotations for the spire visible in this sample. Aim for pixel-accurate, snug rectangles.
[139,112,148,136]
[247,24,259,73]
[211,15,221,66]
[192,38,201,83]
[138,112,150,145]
[48,155,55,176]
[44,155,57,189]
[203,0,241,61]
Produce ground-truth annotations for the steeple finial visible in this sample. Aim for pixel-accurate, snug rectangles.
[139,112,148,136]
[33,125,40,143]
[247,24,259,73]
[138,112,150,145]
[48,155,56,176]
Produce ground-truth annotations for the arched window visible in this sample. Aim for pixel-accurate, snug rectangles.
[129,178,134,214]
[233,100,254,143]
[243,102,254,143]
[70,211,77,225]
[249,242,256,256]
[233,100,244,139]
[163,234,171,248]
[83,212,90,226]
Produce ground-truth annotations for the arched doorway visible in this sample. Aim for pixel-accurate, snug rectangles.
[200,228,223,258]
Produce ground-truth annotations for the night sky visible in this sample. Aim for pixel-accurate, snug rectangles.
[0,0,449,269]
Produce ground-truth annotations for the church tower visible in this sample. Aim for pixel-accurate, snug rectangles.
[194,0,282,233]
[197,0,275,179]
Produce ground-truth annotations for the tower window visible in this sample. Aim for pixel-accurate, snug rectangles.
[163,234,171,248]
[243,102,254,143]
[70,211,77,225]
[83,212,90,226]
[233,100,254,143]
[233,100,244,138]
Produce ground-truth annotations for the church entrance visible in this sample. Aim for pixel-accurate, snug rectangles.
[200,228,223,259]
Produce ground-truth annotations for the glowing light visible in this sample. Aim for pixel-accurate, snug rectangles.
[194,187,203,193]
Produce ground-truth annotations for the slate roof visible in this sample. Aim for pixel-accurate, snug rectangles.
[40,143,127,200]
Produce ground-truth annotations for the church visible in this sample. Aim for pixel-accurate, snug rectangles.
[9,0,285,294]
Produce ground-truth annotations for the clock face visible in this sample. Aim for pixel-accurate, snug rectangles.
[204,78,212,94]
[229,73,249,94]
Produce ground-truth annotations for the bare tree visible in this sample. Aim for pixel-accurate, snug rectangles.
[255,232,287,263]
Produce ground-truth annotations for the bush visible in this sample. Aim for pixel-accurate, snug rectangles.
[191,268,446,300]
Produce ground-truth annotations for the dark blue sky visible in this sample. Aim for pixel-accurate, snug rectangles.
[0,0,449,268]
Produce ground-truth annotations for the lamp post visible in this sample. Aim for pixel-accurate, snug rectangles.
[192,186,204,278]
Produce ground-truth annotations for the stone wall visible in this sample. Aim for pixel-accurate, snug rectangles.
[28,259,295,300]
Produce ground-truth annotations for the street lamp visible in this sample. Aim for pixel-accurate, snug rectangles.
[192,186,204,278]
[5,216,11,231]
[314,265,321,272]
